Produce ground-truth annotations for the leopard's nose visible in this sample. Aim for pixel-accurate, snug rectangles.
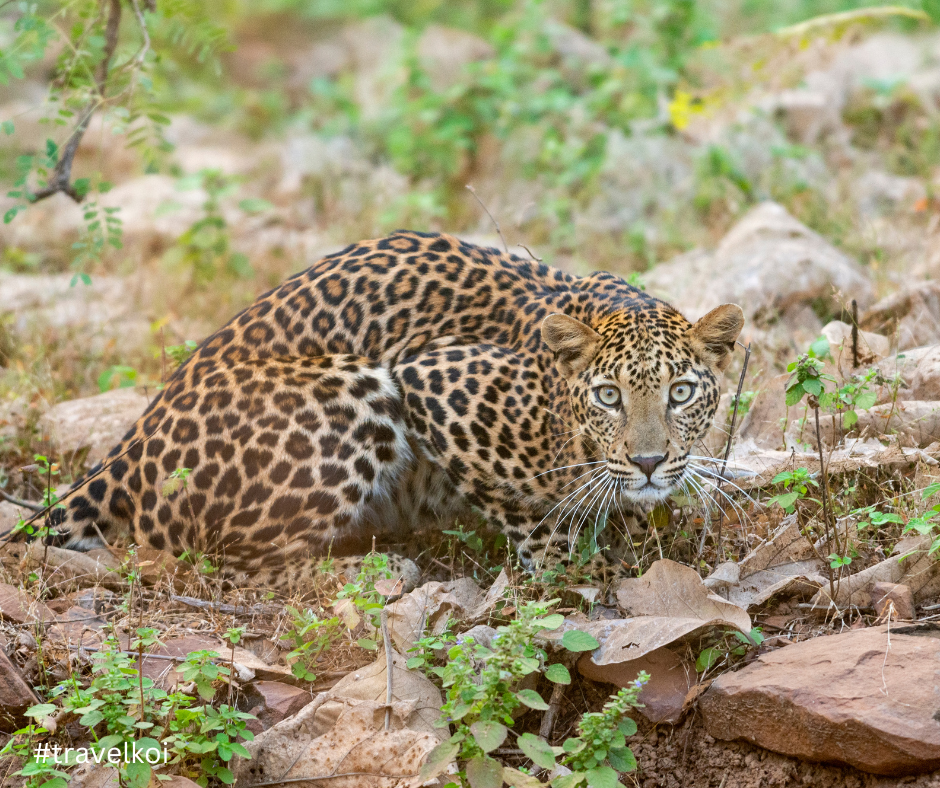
[628,455,666,481]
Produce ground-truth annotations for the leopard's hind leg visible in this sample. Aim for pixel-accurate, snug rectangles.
[53,354,420,595]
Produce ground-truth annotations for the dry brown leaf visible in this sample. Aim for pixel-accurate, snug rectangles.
[315,649,445,740]
[233,700,439,788]
[616,559,751,632]
[385,577,482,653]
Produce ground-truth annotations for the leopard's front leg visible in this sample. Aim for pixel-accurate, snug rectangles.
[475,499,635,587]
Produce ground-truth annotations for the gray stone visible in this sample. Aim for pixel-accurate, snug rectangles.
[39,388,150,463]
[644,202,874,325]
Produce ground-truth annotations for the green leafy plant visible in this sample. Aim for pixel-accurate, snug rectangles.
[420,601,572,785]
[902,482,940,556]
[284,608,344,682]
[555,677,649,788]
[696,627,764,673]
[767,468,818,514]
[332,550,393,647]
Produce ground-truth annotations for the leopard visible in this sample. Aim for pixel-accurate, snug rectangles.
[38,230,743,593]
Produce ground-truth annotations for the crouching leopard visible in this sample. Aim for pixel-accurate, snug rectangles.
[45,231,743,592]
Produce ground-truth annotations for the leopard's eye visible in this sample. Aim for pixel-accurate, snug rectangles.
[669,382,695,405]
[595,385,621,407]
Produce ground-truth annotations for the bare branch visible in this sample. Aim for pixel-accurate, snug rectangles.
[465,184,509,254]
[0,489,44,512]
[30,0,122,205]
[129,0,152,67]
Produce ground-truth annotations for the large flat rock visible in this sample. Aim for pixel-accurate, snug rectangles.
[39,387,150,463]
[700,623,940,775]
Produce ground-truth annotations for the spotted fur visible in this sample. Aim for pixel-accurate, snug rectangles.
[50,231,743,590]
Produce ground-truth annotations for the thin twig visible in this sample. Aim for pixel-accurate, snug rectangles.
[0,489,43,512]
[517,243,542,262]
[813,402,837,604]
[851,299,859,369]
[249,774,416,787]
[707,342,751,561]
[381,607,393,731]
[128,0,151,67]
[466,184,508,254]
[169,595,281,616]
[539,678,567,741]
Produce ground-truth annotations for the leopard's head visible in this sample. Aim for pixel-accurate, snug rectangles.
[541,301,744,509]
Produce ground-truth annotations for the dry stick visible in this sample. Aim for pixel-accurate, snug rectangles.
[813,401,837,604]
[31,0,122,204]
[538,680,567,742]
[518,243,542,262]
[466,184,509,254]
[381,607,394,731]
[0,489,43,512]
[851,299,859,369]
[708,342,751,561]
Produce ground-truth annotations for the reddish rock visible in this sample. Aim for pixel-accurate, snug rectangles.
[578,647,695,724]
[700,623,940,775]
[871,582,915,621]
[0,583,55,624]
[0,650,40,732]
[242,681,313,728]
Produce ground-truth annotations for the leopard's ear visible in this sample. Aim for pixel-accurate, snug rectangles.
[541,314,601,377]
[688,304,744,371]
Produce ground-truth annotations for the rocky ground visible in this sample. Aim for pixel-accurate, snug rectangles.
[3,9,940,788]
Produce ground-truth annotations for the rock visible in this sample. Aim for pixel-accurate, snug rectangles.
[0,501,30,536]
[853,170,926,220]
[25,544,124,591]
[39,388,150,464]
[242,681,314,729]
[578,646,694,724]
[0,582,55,624]
[338,15,406,120]
[416,25,494,92]
[0,272,151,357]
[851,400,940,448]
[820,320,890,366]
[139,634,295,689]
[0,649,40,733]
[871,582,915,621]
[542,19,613,84]
[644,202,874,329]
[770,89,843,144]
[700,623,940,775]
[863,282,940,351]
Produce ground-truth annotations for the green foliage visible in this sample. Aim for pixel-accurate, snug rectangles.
[818,368,879,428]
[695,627,764,673]
[5,636,256,788]
[767,467,818,513]
[784,353,834,407]
[333,550,394,640]
[165,170,255,283]
[284,607,344,681]
[406,624,457,672]
[166,340,200,367]
[422,600,563,778]
[556,677,648,788]
[902,482,940,556]
[98,365,138,393]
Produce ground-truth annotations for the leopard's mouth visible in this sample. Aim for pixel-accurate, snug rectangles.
[607,467,675,508]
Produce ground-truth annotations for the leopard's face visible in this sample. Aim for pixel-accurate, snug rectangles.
[542,302,744,510]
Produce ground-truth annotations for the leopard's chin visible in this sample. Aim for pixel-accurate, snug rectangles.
[617,481,673,513]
